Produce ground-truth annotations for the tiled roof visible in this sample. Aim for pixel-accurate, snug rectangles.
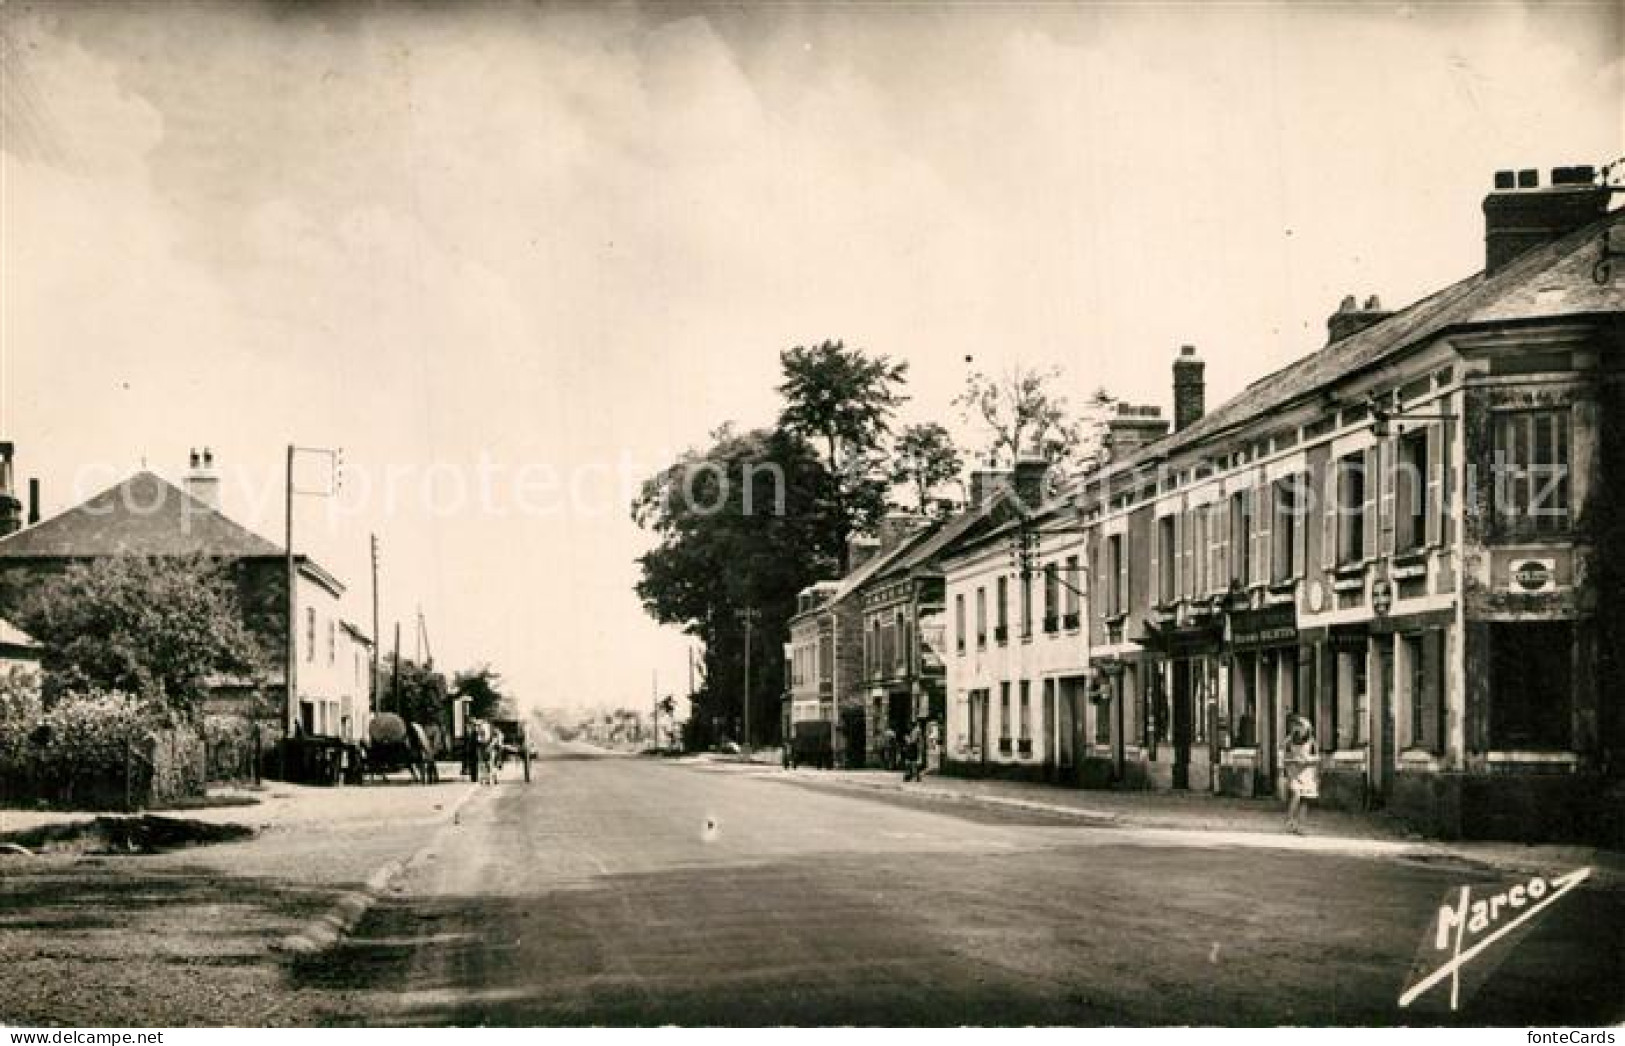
[0,471,286,559]
[871,491,1011,580]
[1098,206,1625,482]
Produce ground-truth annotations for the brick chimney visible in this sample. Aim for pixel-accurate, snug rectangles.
[0,442,21,537]
[1011,455,1050,513]
[27,478,39,526]
[184,447,221,510]
[1104,404,1170,462]
[1483,166,1609,274]
[1326,294,1393,345]
[1173,345,1205,432]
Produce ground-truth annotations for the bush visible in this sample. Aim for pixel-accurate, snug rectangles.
[0,687,165,809]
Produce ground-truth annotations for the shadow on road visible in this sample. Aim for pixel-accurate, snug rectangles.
[286,844,1624,1028]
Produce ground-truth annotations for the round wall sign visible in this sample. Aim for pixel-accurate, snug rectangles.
[1511,559,1554,592]
[1372,579,1393,617]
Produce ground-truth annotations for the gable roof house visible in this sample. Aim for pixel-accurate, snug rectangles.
[0,454,364,738]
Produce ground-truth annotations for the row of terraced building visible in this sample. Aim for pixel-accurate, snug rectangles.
[785,165,1625,845]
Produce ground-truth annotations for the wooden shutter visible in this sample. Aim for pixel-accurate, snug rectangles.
[1379,438,1397,557]
[1291,473,1309,579]
[1322,457,1339,570]
[1421,628,1443,753]
[1218,496,1231,588]
[1117,534,1129,618]
[1361,447,1378,561]
[1148,519,1161,607]
[1317,643,1336,748]
[1254,481,1272,585]
[1425,422,1445,548]
[1183,508,1196,597]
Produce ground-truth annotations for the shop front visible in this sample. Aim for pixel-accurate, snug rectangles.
[1219,601,1299,798]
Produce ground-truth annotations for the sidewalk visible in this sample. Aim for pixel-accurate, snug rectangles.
[0,765,487,1026]
[769,764,1623,883]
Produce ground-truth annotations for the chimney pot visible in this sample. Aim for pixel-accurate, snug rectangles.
[27,478,39,526]
[1517,168,1539,189]
[1493,170,1516,190]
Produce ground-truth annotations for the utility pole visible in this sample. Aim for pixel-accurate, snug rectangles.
[284,445,296,734]
[370,534,380,714]
[735,606,759,751]
[652,669,659,750]
[391,621,402,714]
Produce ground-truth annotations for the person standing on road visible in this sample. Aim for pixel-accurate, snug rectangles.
[1281,714,1318,834]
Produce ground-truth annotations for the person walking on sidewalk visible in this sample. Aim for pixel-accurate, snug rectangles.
[1281,714,1318,834]
[902,722,923,782]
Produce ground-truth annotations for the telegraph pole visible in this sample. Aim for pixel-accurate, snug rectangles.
[370,534,381,714]
[284,445,296,733]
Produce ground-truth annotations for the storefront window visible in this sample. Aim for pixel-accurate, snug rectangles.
[1489,622,1572,750]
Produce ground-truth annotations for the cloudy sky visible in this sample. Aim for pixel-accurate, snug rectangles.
[1,1,1619,714]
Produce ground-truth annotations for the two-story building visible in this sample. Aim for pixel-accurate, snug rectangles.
[785,521,929,767]
[0,452,372,744]
[1078,166,1622,842]
[858,502,1012,770]
[943,463,1091,781]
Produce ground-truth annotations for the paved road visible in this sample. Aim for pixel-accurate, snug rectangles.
[295,744,1622,1026]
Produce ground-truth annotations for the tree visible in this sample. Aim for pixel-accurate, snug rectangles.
[385,654,448,727]
[632,425,842,749]
[15,555,266,720]
[778,340,909,569]
[453,664,507,721]
[890,421,964,516]
[955,364,1115,475]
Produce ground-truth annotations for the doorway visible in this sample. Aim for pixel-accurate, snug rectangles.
[1372,637,1396,804]
[1171,659,1193,789]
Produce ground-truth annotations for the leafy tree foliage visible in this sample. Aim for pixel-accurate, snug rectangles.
[15,555,265,720]
[632,425,842,748]
[453,663,508,721]
[384,654,448,727]
[890,421,965,516]
[778,340,909,569]
[955,364,1116,476]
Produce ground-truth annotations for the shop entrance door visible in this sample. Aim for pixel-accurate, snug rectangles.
[1171,659,1193,790]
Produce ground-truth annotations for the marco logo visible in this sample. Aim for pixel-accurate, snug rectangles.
[1400,866,1590,1011]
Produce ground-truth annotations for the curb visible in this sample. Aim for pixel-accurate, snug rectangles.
[271,782,483,955]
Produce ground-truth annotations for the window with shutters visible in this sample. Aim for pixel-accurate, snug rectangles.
[1192,509,1208,596]
[975,587,987,649]
[1043,562,1059,632]
[968,689,984,751]
[1230,491,1250,584]
[1208,499,1228,593]
[1107,534,1125,617]
[1020,569,1034,638]
[999,681,1012,752]
[1271,477,1300,583]
[995,575,1009,643]
[1063,555,1081,626]
[306,607,316,663]
[1395,428,1430,554]
[955,594,966,655]
[897,611,910,673]
[1018,681,1031,742]
[1492,410,1571,538]
[1156,515,1176,606]
[1337,452,1368,566]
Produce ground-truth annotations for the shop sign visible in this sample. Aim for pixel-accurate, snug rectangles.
[1509,558,1556,594]
[1227,603,1298,651]
[917,610,946,669]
